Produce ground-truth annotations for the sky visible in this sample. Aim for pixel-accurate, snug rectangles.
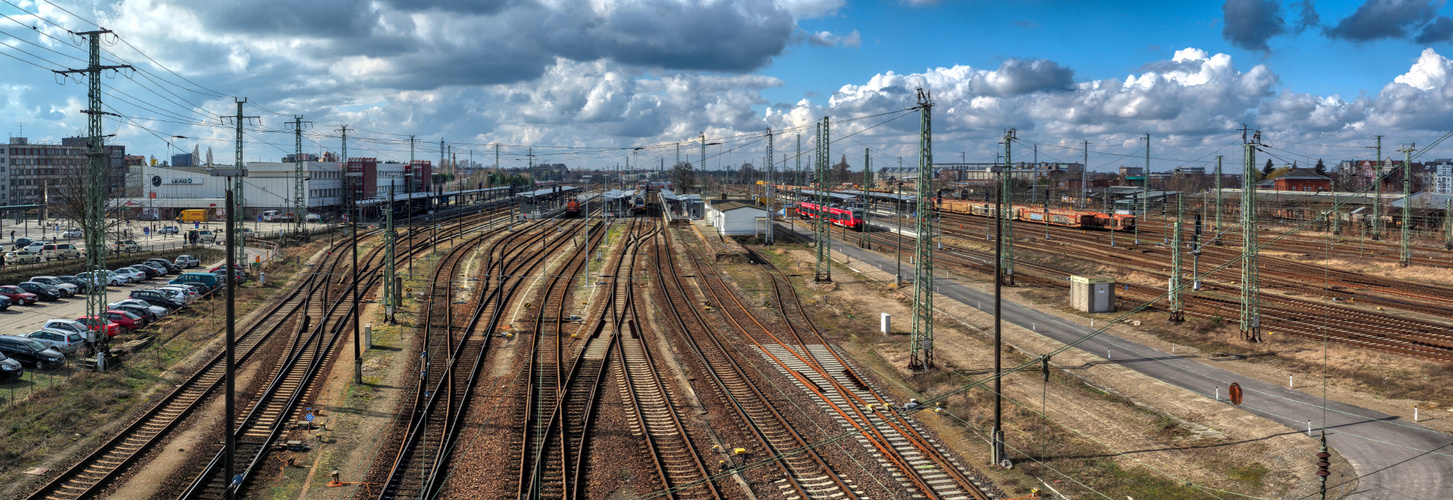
[5,0,1453,173]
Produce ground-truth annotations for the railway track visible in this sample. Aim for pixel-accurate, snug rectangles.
[683,241,996,500]
[377,218,585,499]
[176,209,516,499]
[653,226,863,500]
[518,218,616,499]
[859,214,1453,361]
[23,227,370,500]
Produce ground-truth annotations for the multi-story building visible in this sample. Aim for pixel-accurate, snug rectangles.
[4,137,127,205]
[282,153,319,163]
[1428,159,1452,195]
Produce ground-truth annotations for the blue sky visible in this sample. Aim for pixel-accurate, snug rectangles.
[5,0,1453,172]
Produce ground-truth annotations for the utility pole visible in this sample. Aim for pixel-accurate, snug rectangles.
[814,117,831,282]
[700,132,707,190]
[909,89,935,371]
[349,162,362,384]
[287,116,312,235]
[1215,155,1224,232]
[1373,135,1384,240]
[861,148,872,248]
[1001,129,1016,285]
[386,180,396,323]
[1169,194,1184,322]
[1400,144,1415,267]
[1080,140,1089,209]
[221,99,258,277]
[1241,131,1262,342]
[1140,133,1149,245]
[55,29,130,372]
[440,139,446,218]
[223,189,237,499]
[1445,198,1452,250]
[765,128,774,244]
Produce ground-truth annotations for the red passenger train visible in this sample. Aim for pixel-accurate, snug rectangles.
[797,201,866,231]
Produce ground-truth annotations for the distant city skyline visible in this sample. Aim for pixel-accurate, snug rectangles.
[5,1,1453,173]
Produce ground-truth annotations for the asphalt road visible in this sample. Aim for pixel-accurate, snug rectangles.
[779,223,1453,498]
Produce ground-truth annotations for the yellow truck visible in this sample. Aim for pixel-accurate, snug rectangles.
[176,209,210,223]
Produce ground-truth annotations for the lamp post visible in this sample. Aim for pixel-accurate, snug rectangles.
[209,166,246,500]
[896,180,904,287]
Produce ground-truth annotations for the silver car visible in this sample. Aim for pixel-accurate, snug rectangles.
[108,299,167,318]
[30,276,79,297]
[25,328,85,354]
[43,319,92,341]
[158,285,199,303]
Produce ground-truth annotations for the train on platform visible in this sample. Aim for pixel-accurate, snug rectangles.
[564,198,582,217]
[631,195,647,214]
[935,198,1135,231]
[796,201,866,231]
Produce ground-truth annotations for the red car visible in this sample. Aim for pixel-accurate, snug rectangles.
[101,310,144,332]
[0,285,38,305]
[76,316,122,338]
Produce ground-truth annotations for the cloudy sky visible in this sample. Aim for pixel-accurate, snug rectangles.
[5,0,1453,173]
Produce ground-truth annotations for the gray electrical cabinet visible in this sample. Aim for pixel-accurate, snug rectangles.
[1070,276,1116,313]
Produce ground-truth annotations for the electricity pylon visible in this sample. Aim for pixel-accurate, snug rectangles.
[861,148,872,248]
[1001,129,1016,285]
[1241,132,1262,342]
[222,100,258,267]
[765,128,774,244]
[1400,144,1415,267]
[1169,195,1184,322]
[814,117,831,282]
[908,89,935,370]
[287,116,312,235]
[55,29,130,369]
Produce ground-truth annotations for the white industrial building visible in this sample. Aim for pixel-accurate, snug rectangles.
[120,161,416,221]
[705,199,768,237]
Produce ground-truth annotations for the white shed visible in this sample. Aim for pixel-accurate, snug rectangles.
[706,200,768,236]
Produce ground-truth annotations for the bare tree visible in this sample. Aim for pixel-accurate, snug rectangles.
[48,162,129,243]
[672,161,697,193]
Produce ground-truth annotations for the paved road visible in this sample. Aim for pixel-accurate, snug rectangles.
[779,224,1453,498]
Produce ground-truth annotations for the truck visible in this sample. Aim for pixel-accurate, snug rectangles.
[176,209,210,224]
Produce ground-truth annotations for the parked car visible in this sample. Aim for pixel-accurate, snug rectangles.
[170,272,221,293]
[110,304,158,325]
[24,241,47,253]
[43,319,92,341]
[211,264,250,280]
[0,335,65,370]
[74,316,121,338]
[53,275,90,294]
[158,285,199,304]
[5,250,43,265]
[110,298,166,319]
[25,328,84,354]
[159,226,180,235]
[0,295,10,311]
[197,230,216,243]
[77,271,124,287]
[175,282,211,297]
[0,351,21,381]
[28,277,77,297]
[129,265,161,279]
[146,258,182,273]
[18,282,62,301]
[114,267,146,282]
[41,243,81,260]
[175,255,201,268]
[113,240,141,253]
[139,261,170,276]
[102,310,144,331]
[130,289,185,310]
[11,237,33,250]
[0,285,38,305]
[138,213,159,221]
[61,228,83,238]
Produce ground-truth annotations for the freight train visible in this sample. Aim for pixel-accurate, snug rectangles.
[796,201,865,231]
[935,199,1135,231]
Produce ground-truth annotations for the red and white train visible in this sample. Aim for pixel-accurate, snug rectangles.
[797,201,866,231]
